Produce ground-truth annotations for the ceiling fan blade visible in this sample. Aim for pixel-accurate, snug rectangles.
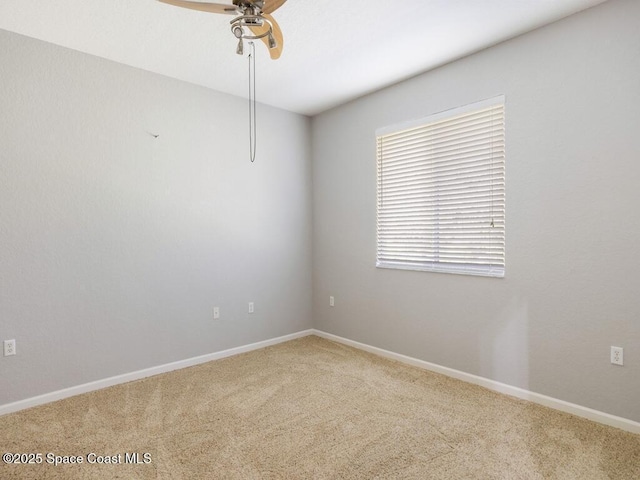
[157,0,237,15]
[262,0,287,15]
[248,13,283,60]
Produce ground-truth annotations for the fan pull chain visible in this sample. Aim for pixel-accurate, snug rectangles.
[248,42,257,163]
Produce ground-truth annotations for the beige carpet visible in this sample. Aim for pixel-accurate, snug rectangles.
[1,335,638,479]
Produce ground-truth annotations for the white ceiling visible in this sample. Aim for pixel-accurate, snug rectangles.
[0,0,607,116]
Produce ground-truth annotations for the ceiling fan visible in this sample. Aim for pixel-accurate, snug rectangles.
[158,0,286,59]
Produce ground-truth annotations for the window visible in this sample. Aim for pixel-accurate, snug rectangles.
[376,96,505,278]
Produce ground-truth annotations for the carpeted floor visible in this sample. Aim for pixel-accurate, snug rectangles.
[1,335,639,479]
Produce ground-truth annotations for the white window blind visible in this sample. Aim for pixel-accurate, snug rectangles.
[376,97,505,278]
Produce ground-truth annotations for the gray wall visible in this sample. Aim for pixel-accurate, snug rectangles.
[0,30,312,405]
[312,0,640,422]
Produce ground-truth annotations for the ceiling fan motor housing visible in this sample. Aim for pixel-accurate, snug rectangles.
[234,0,264,15]
[157,0,284,59]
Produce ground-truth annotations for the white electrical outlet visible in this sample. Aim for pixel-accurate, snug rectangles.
[4,339,16,357]
[248,302,254,314]
[213,307,220,320]
[329,296,335,307]
[611,346,624,366]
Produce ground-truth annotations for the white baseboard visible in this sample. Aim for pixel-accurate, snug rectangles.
[3,328,638,435]
[0,329,315,417]
[312,330,640,435]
